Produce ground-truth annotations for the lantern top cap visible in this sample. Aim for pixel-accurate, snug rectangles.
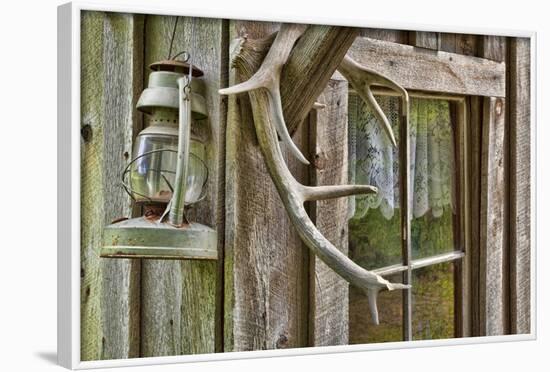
[150,60,204,77]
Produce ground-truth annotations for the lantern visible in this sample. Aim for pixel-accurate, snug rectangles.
[100,58,217,260]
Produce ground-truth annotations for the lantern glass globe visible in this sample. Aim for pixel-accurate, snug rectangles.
[129,127,207,205]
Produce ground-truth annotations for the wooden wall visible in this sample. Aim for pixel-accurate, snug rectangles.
[80,12,532,360]
[80,12,227,360]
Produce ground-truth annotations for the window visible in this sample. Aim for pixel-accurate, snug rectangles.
[348,91,468,343]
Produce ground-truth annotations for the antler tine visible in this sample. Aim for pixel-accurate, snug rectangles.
[338,55,410,148]
[220,24,311,165]
[221,25,410,324]
[301,184,377,201]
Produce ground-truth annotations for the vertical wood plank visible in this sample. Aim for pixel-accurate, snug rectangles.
[439,33,456,53]
[444,34,478,337]
[100,13,143,360]
[455,99,471,337]
[80,11,143,360]
[479,36,507,62]
[224,20,309,351]
[359,28,408,44]
[440,33,478,56]
[477,37,508,336]
[479,96,507,336]
[80,11,105,361]
[308,78,349,346]
[467,96,483,336]
[409,31,440,50]
[508,37,531,334]
[179,17,227,355]
[140,15,184,356]
[140,15,224,356]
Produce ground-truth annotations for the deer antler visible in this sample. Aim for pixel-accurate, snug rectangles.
[220,24,310,165]
[338,55,409,147]
[220,24,409,324]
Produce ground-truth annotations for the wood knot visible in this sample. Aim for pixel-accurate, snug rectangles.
[495,100,503,116]
[81,124,93,143]
[276,333,289,348]
[314,152,327,170]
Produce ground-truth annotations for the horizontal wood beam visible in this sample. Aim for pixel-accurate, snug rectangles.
[347,37,506,97]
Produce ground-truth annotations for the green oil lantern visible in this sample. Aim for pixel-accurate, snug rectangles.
[100,58,217,260]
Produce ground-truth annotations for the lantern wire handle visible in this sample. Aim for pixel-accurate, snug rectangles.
[168,17,179,60]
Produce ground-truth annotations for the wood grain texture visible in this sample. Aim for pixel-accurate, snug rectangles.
[478,37,508,336]
[479,36,507,62]
[281,25,359,135]
[508,37,531,335]
[479,96,507,336]
[224,21,309,351]
[467,96,483,336]
[347,37,505,97]
[440,33,478,56]
[80,11,105,360]
[308,78,349,346]
[140,15,223,356]
[409,31,440,50]
[359,28,408,44]
[80,11,143,361]
[100,13,143,360]
[140,15,185,356]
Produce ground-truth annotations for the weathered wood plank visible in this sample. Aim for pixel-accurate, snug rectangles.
[140,15,222,356]
[439,33,457,53]
[140,15,185,357]
[467,96,483,336]
[347,37,505,97]
[479,96,507,336]
[409,31,440,50]
[80,11,143,361]
[453,99,470,337]
[440,33,478,56]
[223,20,278,351]
[80,10,105,361]
[478,36,508,336]
[479,36,507,62]
[508,37,531,335]
[308,78,349,346]
[178,16,227,355]
[99,13,143,360]
[359,28,408,44]
[224,20,309,351]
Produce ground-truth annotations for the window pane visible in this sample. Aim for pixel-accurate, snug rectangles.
[349,208,402,269]
[349,273,403,344]
[348,94,402,269]
[348,95,457,261]
[412,263,455,340]
[409,99,456,259]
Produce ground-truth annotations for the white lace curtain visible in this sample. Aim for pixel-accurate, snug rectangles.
[348,95,455,220]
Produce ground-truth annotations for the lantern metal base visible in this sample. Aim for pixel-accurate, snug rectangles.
[101,217,217,260]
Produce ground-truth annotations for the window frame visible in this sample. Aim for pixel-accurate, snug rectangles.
[346,36,507,341]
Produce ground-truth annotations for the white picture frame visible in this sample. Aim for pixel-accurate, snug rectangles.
[57,1,537,369]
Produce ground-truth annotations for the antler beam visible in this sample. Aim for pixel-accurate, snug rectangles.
[220,24,409,324]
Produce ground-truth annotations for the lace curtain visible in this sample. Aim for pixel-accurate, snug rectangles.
[348,95,455,220]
